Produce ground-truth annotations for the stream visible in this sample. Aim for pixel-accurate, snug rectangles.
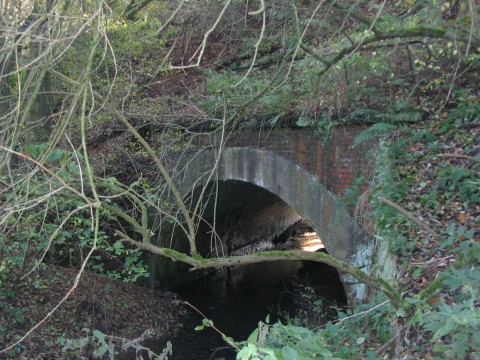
[139,258,347,360]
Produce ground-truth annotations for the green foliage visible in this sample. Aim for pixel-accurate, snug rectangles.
[409,226,480,359]
[106,17,162,63]
[52,205,148,282]
[1,146,149,283]
[236,297,395,359]
[293,108,422,144]
[447,88,480,125]
[202,69,296,125]
[23,142,81,163]
[422,292,480,359]
[370,87,480,358]
[236,320,333,360]
[353,122,398,147]
[434,163,479,205]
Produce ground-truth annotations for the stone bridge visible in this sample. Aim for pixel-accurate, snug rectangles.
[158,126,377,304]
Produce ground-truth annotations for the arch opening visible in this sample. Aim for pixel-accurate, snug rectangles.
[160,147,374,304]
[183,179,346,298]
[163,179,349,358]
[190,180,324,257]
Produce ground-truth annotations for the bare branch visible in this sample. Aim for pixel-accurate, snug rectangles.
[0,146,97,206]
[234,0,266,87]
[170,0,233,70]
[438,153,480,165]
[155,0,186,35]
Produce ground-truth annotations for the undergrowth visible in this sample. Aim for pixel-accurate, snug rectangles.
[232,90,480,359]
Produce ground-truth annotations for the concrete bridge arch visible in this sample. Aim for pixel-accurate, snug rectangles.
[178,147,373,303]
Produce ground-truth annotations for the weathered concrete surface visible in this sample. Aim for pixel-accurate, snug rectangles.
[177,147,373,304]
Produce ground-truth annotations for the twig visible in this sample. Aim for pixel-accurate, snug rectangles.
[181,301,240,351]
[21,204,92,280]
[234,0,266,87]
[65,134,84,195]
[438,153,480,165]
[171,0,233,69]
[0,146,96,207]
[378,196,440,239]
[278,0,326,87]
[410,255,454,266]
[1,185,66,216]
[1,11,104,354]
[375,329,402,355]
[155,0,186,35]
[333,299,390,325]
[0,210,100,355]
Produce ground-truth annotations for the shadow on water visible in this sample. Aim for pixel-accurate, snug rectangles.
[128,257,347,360]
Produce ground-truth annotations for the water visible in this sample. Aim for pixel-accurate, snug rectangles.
[136,259,347,360]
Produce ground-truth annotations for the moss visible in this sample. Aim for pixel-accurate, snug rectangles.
[394,26,445,38]
[253,251,295,258]
[162,248,189,260]
[192,254,210,264]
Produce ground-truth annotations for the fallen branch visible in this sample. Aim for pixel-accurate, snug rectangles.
[116,231,404,309]
[378,196,440,240]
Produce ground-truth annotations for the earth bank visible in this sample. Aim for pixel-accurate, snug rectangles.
[0,264,185,359]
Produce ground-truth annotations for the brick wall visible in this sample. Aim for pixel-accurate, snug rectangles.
[197,126,376,195]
